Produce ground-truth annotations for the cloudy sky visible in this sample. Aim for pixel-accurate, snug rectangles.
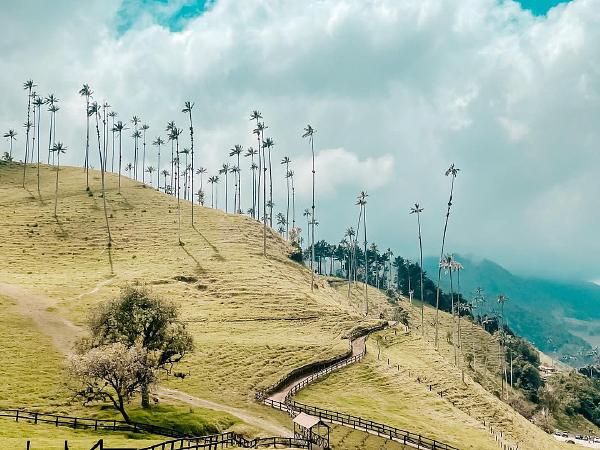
[1,0,599,280]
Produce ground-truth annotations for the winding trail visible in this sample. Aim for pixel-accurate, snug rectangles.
[0,282,293,436]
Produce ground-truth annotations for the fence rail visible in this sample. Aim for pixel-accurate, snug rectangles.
[137,432,310,450]
[0,409,182,438]
[258,324,460,450]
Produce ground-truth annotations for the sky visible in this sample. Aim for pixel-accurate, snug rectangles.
[1,0,599,281]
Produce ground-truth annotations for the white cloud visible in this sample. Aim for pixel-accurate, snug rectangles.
[2,0,600,279]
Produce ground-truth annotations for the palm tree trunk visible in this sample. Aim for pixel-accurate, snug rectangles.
[363,204,368,315]
[311,138,315,291]
[23,87,32,188]
[95,114,112,247]
[450,269,457,366]
[291,176,296,228]
[188,112,194,224]
[457,268,462,362]
[54,153,60,217]
[111,116,115,172]
[85,96,90,189]
[142,132,146,183]
[157,145,161,189]
[36,105,41,194]
[269,148,273,227]
[118,132,122,193]
[435,176,456,349]
[176,140,181,244]
[170,141,174,194]
[285,161,290,239]
[417,211,425,338]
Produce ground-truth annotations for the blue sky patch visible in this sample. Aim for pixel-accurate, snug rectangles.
[514,0,571,15]
[116,0,213,34]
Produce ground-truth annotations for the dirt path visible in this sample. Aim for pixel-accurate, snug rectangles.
[0,282,292,436]
[158,388,292,437]
[0,282,84,355]
[267,335,367,403]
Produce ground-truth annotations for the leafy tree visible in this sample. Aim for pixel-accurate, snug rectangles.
[84,286,194,409]
[69,343,156,423]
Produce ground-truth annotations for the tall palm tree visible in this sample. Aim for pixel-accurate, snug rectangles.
[434,164,460,349]
[51,143,66,217]
[245,147,258,218]
[303,208,312,252]
[113,121,127,193]
[356,191,368,313]
[230,165,240,211]
[196,167,207,196]
[182,102,195,223]
[250,111,263,219]
[440,254,458,364]
[141,124,149,183]
[45,95,59,164]
[161,170,170,192]
[152,137,164,188]
[131,116,141,180]
[208,175,219,208]
[345,227,356,297]
[410,203,425,337]
[32,95,45,193]
[453,258,464,356]
[108,111,117,172]
[79,84,92,189]
[89,102,112,247]
[287,169,296,229]
[170,126,184,243]
[281,156,291,239]
[3,130,17,159]
[302,125,316,291]
[262,137,275,226]
[230,145,243,213]
[219,163,230,212]
[146,166,156,186]
[166,121,176,193]
[22,80,36,187]
[256,123,268,255]
[180,148,190,199]
[102,102,111,171]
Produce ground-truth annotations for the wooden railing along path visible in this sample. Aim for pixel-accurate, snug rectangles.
[256,323,460,450]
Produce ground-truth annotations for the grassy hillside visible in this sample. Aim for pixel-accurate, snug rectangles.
[303,281,572,449]
[0,162,377,447]
[0,162,573,449]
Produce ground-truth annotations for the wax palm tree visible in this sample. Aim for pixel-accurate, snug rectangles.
[113,121,127,193]
[131,116,141,179]
[166,121,176,193]
[281,156,291,238]
[46,96,59,164]
[22,80,36,187]
[180,148,190,199]
[79,84,92,189]
[250,111,263,218]
[3,130,16,159]
[170,126,183,243]
[230,166,240,211]
[497,294,509,327]
[108,111,117,172]
[255,122,268,255]
[152,137,164,188]
[276,212,287,236]
[434,164,460,348]
[102,102,111,171]
[89,102,112,247]
[303,208,311,251]
[141,124,149,183]
[146,166,156,186]
[287,169,296,229]
[345,227,356,297]
[410,203,425,336]
[452,258,464,352]
[262,137,275,226]
[230,145,243,213]
[32,95,45,193]
[219,163,230,212]
[196,189,205,206]
[51,143,66,217]
[440,254,458,363]
[182,101,195,223]
[245,147,258,218]
[161,169,170,192]
[302,125,316,291]
[356,191,368,313]
[196,167,207,195]
[208,175,219,208]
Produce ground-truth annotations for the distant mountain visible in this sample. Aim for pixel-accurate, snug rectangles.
[423,255,600,365]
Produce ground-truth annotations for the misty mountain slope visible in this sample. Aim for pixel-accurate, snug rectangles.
[424,255,599,361]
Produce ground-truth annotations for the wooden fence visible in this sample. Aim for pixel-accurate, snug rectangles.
[0,409,181,438]
[136,432,310,449]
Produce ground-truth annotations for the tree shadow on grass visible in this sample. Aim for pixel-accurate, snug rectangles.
[191,224,225,262]
[179,243,206,274]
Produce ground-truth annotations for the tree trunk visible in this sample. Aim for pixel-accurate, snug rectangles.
[141,383,150,409]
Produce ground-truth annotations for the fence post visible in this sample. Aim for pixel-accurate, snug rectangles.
[34,412,38,424]
[26,441,30,450]
[73,418,77,429]
[15,410,19,422]
[64,441,68,450]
